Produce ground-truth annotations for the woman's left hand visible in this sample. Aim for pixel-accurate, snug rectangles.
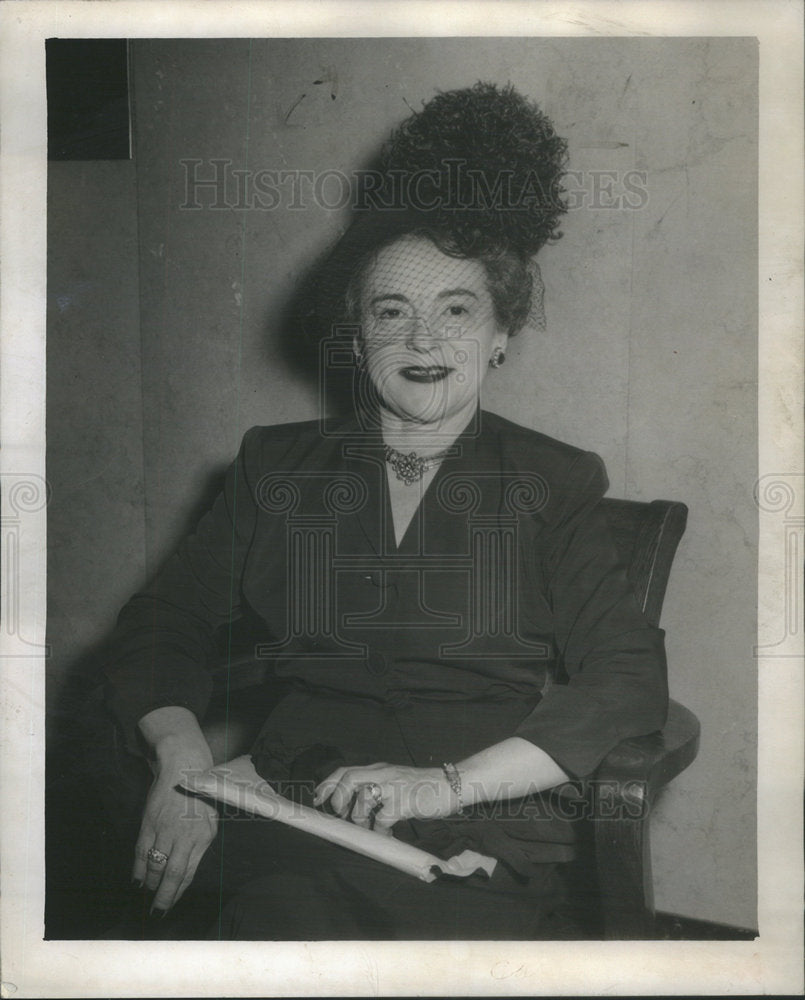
[313,762,451,834]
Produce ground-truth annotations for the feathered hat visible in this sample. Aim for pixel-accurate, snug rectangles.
[371,81,568,258]
[306,81,568,343]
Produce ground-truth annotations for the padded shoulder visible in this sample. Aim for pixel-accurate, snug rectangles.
[240,418,337,475]
[480,410,609,526]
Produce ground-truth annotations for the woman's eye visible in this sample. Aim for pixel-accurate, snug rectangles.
[378,307,403,320]
[446,304,469,317]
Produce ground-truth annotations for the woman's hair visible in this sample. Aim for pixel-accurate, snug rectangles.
[310,81,567,341]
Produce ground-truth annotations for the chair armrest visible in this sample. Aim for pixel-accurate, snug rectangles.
[590,700,700,939]
[594,699,701,809]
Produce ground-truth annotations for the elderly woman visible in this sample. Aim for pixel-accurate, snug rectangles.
[102,83,667,939]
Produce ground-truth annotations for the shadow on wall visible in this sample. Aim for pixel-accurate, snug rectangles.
[270,145,420,418]
[272,235,354,415]
[47,462,230,738]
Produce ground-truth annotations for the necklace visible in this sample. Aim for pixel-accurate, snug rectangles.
[384,444,451,486]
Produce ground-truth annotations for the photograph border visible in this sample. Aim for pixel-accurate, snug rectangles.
[1,1,802,996]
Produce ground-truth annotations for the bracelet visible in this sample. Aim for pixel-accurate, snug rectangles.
[441,761,465,816]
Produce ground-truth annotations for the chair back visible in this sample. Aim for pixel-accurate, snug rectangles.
[600,499,688,628]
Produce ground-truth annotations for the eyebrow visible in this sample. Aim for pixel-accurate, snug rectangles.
[436,288,479,300]
[369,293,409,306]
[369,288,479,306]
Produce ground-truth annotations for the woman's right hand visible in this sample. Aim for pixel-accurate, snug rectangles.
[133,707,218,913]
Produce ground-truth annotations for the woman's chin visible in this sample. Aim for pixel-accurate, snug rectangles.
[378,394,476,429]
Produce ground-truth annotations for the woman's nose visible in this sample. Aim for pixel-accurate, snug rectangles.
[405,315,434,350]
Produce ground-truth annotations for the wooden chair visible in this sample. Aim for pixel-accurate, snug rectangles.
[205,497,699,941]
[589,498,699,938]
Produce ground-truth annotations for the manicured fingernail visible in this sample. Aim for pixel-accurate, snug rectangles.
[132,878,144,889]
[150,907,167,919]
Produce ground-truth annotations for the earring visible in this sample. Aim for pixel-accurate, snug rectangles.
[489,348,506,369]
[354,350,365,370]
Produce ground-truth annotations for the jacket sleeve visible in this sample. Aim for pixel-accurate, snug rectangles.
[102,427,264,753]
[513,452,669,779]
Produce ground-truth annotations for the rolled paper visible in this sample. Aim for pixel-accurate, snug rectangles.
[180,755,497,883]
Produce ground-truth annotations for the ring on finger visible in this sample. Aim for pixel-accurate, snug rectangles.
[362,782,384,807]
[147,847,169,866]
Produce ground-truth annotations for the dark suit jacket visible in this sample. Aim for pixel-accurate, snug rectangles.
[104,409,667,870]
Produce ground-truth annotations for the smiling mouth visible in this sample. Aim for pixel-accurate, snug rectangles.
[400,365,453,383]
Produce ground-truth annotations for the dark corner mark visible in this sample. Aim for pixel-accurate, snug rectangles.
[46,38,131,161]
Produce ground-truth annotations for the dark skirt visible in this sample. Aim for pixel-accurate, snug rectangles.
[187,811,578,940]
[173,705,588,943]
[51,684,595,940]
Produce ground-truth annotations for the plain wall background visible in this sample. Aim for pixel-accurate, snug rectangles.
[47,37,758,929]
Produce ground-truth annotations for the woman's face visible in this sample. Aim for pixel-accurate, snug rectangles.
[356,235,508,428]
